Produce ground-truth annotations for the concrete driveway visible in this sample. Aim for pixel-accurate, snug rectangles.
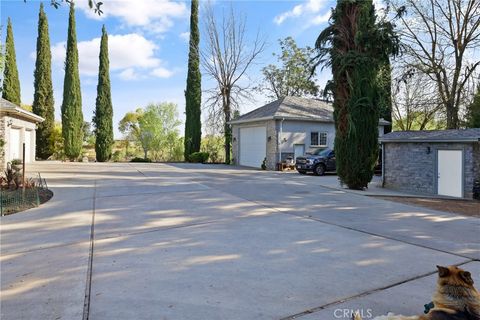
[1,162,479,320]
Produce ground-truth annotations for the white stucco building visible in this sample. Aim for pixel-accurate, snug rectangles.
[230,96,389,170]
[1,98,45,168]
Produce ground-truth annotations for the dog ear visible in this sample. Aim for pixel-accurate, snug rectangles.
[460,271,474,285]
[437,265,449,277]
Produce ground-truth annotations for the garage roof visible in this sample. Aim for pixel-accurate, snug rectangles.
[380,128,480,143]
[0,98,44,123]
[230,96,390,125]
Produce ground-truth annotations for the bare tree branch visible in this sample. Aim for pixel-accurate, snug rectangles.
[393,0,480,128]
[201,3,265,163]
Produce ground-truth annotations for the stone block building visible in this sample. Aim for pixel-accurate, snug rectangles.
[381,129,480,199]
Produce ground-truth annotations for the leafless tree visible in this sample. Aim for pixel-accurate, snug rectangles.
[393,0,480,129]
[201,4,265,163]
[392,65,444,130]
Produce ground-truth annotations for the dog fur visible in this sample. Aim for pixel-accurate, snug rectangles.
[353,265,480,320]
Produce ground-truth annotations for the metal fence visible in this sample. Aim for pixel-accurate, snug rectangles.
[1,188,40,215]
[1,173,47,216]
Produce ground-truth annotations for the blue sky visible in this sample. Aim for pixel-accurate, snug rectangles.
[1,0,335,138]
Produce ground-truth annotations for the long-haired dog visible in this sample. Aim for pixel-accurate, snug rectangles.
[354,265,480,320]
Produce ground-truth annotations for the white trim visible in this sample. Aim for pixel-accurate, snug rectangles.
[1,106,44,123]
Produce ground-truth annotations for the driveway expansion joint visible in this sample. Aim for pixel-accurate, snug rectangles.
[82,180,97,320]
[280,259,475,320]
[195,181,478,261]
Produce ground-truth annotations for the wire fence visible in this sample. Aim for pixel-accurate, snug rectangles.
[1,173,48,216]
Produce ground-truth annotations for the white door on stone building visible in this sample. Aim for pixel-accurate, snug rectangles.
[9,128,21,161]
[437,149,463,198]
[294,144,305,162]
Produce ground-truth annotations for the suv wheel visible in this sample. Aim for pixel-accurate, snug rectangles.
[313,164,326,176]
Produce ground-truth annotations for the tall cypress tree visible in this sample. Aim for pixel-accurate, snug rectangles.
[184,0,202,160]
[94,25,114,162]
[33,3,55,160]
[315,0,399,189]
[377,59,393,133]
[61,3,84,160]
[2,18,21,105]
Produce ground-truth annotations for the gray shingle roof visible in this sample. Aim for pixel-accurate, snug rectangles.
[231,96,334,123]
[230,96,390,125]
[0,97,20,109]
[380,128,480,143]
[0,97,44,123]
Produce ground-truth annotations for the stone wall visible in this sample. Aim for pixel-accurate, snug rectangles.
[231,120,277,170]
[0,116,5,168]
[384,142,479,199]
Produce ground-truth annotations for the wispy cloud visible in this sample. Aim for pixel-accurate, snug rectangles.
[151,67,174,78]
[179,32,190,42]
[273,0,330,26]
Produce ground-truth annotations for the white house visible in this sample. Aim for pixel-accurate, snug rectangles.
[230,96,389,170]
[0,98,45,168]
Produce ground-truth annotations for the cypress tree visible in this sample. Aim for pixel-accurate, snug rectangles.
[315,0,398,189]
[2,18,21,105]
[33,3,55,159]
[184,0,202,160]
[61,3,84,160]
[377,59,393,133]
[94,25,114,162]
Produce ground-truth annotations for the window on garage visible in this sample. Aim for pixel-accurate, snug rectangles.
[310,132,327,146]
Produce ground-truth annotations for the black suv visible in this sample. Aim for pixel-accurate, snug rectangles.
[295,148,335,176]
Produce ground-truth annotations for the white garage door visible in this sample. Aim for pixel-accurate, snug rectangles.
[239,126,266,168]
[9,128,21,161]
[25,130,32,163]
[437,150,463,198]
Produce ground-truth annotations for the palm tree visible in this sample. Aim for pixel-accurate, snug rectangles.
[313,0,399,189]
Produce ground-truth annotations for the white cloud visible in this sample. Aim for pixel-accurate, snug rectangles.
[310,10,331,25]
[76,0,187,34]
[119,68,141,81]
[51,33,166,79]
[179,32,190,42]
[274,0,327,25]
[151,67,174,78]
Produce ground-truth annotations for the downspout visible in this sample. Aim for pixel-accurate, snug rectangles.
[279,118,285,164]
[381,142,385,187]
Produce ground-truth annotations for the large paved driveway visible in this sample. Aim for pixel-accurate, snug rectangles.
[1,162,479,320]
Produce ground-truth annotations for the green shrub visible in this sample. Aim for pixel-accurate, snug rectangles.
[188,152,209,163]
[130,157,152,163]
[261,158,267,170]
[10,159,22,166]
[112,150,123,162]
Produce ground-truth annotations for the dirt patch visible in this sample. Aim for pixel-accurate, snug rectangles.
[375,196,480,218]
[38,189,54,205]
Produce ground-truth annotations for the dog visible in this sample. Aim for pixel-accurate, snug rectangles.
[353,265,480,320]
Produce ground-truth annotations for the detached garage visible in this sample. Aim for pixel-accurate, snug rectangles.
[381,129,480,199]
[1,98,44,168]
